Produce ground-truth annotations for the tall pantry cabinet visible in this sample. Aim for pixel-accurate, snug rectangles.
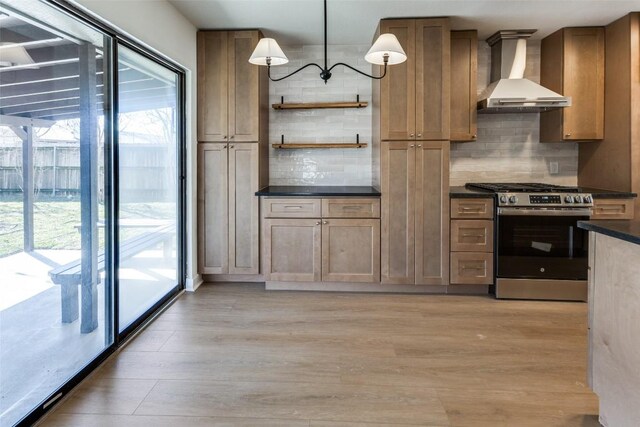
[373,18,451,286]
[197,30,269,276]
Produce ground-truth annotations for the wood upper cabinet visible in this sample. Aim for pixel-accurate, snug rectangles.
[377,18,450,141]
[450,30,478,142]
[198,30,266,142]
[381,141,450,285]
[198,142,260,275]
[540,27,605,142]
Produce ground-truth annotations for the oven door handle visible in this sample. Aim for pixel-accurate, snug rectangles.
[498,207,593,217]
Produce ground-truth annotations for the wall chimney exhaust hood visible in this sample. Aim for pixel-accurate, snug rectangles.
[477,30,571,113]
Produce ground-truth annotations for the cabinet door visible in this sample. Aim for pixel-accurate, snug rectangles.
[228,31,260,142]
[563,27,604,140]
[197,31,228,142]
[415,141,449,285]
[415,18,450,141]
[198,143,228,274]
[380,19,416,141]
[228,143,259,274]
[322,219,381,283]
[263,218,321,282]
[450,30,477,142]
[381,141,416,284]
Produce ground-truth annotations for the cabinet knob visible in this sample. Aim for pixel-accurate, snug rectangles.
[410,133,415,138]
[322,221,328,225]
[472,134,477,139]
[410,144,415,148]
[223,144,227,148]
[565,133,572,138]
[230,135,234,139]
[223,135,227,139]
[417,144,422,148]
[230,145,234,148]
[417,133,422,138]
[316,221,321,225]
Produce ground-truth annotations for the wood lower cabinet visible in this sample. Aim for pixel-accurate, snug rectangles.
[381,141,449,285]
[199,143,260,275]
[263,218,322,282]
[540,27,605,142]
[375,18,450,141]
[590,198,635,220]
[322,219,380,283]
[449,197,495,285]
[262,198,381,283]
[450,30,477,142]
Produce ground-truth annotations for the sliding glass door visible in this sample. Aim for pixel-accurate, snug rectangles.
[0,1,185,425]
[0,1,113,425]
[116,46,181,333]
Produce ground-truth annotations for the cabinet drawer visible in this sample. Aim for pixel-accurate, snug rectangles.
[262,198,321,218]
[451,220,493,252]
[322,198,381,218]
[591,199,635,220]
[450,252,494,285]
[451,198,494,219]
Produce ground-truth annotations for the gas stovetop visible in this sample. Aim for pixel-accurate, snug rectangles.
[465,183,594,208]
[466,182,581,193]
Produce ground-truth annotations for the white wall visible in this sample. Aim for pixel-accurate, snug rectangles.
[71,0,201,290]
[269,45,373,185]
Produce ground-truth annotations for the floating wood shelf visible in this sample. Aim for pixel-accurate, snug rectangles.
[272,142,368,149]
[273,101,368,110]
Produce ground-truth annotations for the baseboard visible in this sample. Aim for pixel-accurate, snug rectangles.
[185,274,203,292]
[204,274,265,283]
[265,281,490,294]
[446,284,490,295]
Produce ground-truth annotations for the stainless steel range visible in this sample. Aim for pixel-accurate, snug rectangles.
[466,183,593,301]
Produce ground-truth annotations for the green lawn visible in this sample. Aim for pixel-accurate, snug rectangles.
[0,200,175,258]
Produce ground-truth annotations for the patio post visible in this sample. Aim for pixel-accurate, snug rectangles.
[21,125,34,252]
[79,42,99,334]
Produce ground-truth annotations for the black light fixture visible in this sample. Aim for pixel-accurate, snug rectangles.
[248,0,407,83]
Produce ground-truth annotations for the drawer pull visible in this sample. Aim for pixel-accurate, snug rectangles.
[597,207,623,212]
[460,207,484,212]
[461,265,485,271]
[342,205,363,210]
[284,205,303,209]
[461,233,485,238]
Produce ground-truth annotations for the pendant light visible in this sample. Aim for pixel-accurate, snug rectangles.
[248,0,406,83]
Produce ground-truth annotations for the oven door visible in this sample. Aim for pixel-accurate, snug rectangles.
[497,208,590,281]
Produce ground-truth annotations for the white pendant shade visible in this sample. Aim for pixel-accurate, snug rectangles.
[0,42,37,67]
[365,33,407,65]
[249,38,289,66]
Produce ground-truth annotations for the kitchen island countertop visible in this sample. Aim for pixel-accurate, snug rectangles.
[578,220,640,246]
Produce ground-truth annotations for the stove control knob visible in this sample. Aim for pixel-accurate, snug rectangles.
[509,195,518,204]
[499,195,507,204]
[565,195,574,203]
[574,195,583,203]
[584,195,593,204]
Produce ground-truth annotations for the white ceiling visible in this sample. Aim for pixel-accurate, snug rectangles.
[168,0,640,45]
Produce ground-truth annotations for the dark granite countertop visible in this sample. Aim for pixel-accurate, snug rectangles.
[579,187,637,199]
[578,220,640,245]
[449,186,495,198]
[256,186,381,197]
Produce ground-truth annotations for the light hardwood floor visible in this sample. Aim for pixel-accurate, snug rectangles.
[40,283,599,426]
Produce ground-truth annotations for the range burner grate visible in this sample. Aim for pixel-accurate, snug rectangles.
[465,183,581,193]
